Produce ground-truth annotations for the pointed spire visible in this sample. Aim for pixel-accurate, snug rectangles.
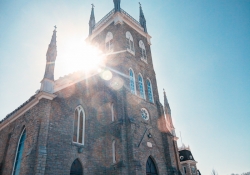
[49,26,57,46]
[113,0,121,12]
[163,89,175,129]
[163,89,170,110]
[45,26,57,80]
[89,4,96,35]
[139,2,147,33]
[40,27,57,93]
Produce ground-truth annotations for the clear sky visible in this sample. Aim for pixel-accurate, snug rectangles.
[0,0,249,174]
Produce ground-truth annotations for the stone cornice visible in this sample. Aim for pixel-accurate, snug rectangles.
[0,91,57,131]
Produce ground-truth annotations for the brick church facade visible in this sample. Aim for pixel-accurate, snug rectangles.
[0,1,201,175]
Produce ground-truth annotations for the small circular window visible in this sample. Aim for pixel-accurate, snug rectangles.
[180,156,184,160]
[189,155,193,159]
[141,108,149,120]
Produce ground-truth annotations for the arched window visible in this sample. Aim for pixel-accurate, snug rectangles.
[126,31,134,53]
[70,159,83,175]
[147,79,154,103]
[129,69,136,94]
[12,128,26,175]
[105,32,113,51]
[139,40,147,61]
[112,140,116,164]
[73,106,85,145]
[111,103,114,122]
[146,157,158,175]
[138,74,145,99]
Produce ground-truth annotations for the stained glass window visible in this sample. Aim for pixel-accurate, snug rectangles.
[129,69,136,94]
[73,106,85,145]
[147,79,153,103]
[126,31,134,53]
[13,128,26,175]
[139,40,147,61]
[138,74,145,99]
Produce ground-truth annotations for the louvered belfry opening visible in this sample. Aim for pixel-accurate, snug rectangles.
[70,159,83,175]
[146,157,158,175]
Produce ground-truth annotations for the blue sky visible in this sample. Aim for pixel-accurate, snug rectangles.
[0,0,249,174]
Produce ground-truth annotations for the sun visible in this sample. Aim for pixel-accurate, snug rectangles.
[56,36,104,78]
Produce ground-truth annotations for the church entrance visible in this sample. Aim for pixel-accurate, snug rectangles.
[146,157,158,175]
[70,159,83,175]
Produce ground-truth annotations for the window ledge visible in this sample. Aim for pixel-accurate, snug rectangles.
[140,57,148,64]
[128,91,155,105]
[126,48,135,56]
[72,142,84,147]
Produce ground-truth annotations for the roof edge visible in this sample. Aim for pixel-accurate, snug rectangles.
[0,91,57,131]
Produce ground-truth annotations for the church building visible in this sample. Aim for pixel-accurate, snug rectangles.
[0,1,200,174]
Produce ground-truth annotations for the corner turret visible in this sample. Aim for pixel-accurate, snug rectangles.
[40,26,57,93]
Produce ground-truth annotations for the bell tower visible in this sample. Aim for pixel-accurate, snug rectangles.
[87,1,157,99]
[86,1,182,174]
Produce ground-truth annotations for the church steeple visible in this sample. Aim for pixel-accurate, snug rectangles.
[40,26,57,93]
[164,89,170,114]
[139,2,147,33]
[164,89,175,130]
[89,4,96,35]
[113,0,121,12]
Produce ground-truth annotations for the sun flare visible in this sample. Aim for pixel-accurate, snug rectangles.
[56,36,104,78]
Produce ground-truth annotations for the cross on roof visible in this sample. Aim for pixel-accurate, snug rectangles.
[54,25,57,30]
[91,3,95,8]
[139,2,141,7]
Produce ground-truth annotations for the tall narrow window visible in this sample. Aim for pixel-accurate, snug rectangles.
[105,32,113,52]
[183,166,187,174]
[139,40,147,61]
[112,140,116,164]
[111,103,114,122]
[147,79,154,103]
[129,69,136,94]
[138,74,145,99]
[73,106,85,145]
[12,128,26,175]
[126,31,134,53]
